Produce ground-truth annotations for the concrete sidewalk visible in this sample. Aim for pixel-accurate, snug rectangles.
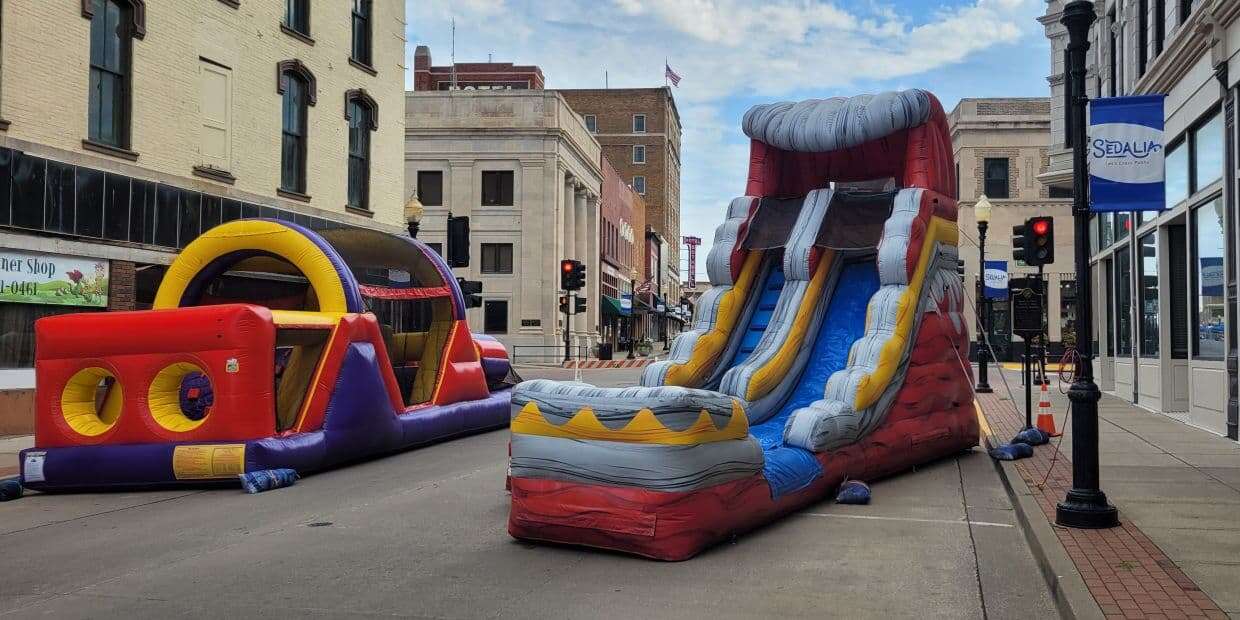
[979,368,1240,618]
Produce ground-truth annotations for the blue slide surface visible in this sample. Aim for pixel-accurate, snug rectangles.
[750,261,881,497]
[731,262,785,369]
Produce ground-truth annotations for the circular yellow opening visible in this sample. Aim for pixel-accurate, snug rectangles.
[148,362,212,432]
[61,367,123,436]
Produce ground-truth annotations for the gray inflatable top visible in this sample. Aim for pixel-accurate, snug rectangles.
[741,89,932,153]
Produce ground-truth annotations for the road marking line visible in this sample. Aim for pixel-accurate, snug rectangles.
[800,512,1014,528]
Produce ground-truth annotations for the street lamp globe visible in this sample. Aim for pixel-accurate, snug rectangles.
[404,192,424,238]
[975,195,992,225]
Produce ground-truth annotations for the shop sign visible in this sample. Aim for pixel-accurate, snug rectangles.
[1088,95,1166,212]
[983,260,1009,301]
[0,249,109,307]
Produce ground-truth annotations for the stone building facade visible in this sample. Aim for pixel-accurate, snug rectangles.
[951,97,1076,362]
[0,0,406,433]
[1040,0,1240,439]
[411,46,545,91]
[404,90,603,359]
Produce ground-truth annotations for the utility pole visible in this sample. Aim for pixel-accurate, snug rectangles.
[1056,0,1120,529]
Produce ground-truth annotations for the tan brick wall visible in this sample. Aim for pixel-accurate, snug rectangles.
[0,1,406,227]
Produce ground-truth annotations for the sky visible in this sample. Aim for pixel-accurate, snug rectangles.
[405,0,1052,282]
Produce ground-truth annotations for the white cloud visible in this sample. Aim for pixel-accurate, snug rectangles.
[405,0,1043,280]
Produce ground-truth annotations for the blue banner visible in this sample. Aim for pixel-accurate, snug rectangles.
[983,260,1008,300]
[1089,95,1166,212]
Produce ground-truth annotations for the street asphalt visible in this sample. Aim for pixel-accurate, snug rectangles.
[0,366,1056,619]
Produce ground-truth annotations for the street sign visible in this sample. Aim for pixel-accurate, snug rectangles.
[1011,276,1044,337]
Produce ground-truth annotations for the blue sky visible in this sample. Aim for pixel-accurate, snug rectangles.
[405,0,1051,281]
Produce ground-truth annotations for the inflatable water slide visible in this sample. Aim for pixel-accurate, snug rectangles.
[508,89,979,560]
[20,220,513,491]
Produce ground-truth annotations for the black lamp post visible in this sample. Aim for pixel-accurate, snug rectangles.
[1056,0,1119,529]
[975,195,994,393]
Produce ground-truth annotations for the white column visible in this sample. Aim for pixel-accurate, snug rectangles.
[563,177,577,264]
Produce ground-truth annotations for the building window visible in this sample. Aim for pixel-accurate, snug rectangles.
[1115,212,1131,242]
[633,175,646,195]
[481,171,513,206]
[277,61,316,195]
[1179,0,1192,24]
[483,300,508,334]
[197,58,232,173]
[480,243,513,274]
[1100,212,1115,248]
[584,114,597,133]
[1060,280,1077,345]
[633,145,646,164]
[1165,139,1188,208]
[350,0,372,67]
[417,171,443,206]
[87,0,134,149]
[284,0,309,36]
[983,158,1009,199]
[1169,225,1188,359]
[425,242,442,256]
[632,114,646,133]
[1192,110,1223,190]
[1138,0,1149,75]
[1116,244,1132,356]
[1137,232,1159,357]
[1154,0,1166,56]
[1192,197,1224,359]
[345,90,376,211]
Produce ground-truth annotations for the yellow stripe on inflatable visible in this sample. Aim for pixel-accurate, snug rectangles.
[510,401,749,445]
[153,219,350,313]
[270,310,344,327]
[744,250,834,402]
[853,215,958,412]
[663,251,764,387]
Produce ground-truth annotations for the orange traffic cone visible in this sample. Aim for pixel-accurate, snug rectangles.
[1035,383,1061,437]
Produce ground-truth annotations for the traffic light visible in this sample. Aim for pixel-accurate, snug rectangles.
[957,259,966,282]
[560,259,586,290]
[457,278,483,309]
[575,296,587,313]
[1013,216,1054,267]
[1012,221,1028,265]
[1028,216,1054,266]
[559,295,569,314]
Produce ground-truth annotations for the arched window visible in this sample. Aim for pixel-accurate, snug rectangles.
[277,60,316,196]
[344,89,377,211]
[84,0,145,150]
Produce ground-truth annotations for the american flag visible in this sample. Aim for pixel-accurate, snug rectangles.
[664,63,682,87]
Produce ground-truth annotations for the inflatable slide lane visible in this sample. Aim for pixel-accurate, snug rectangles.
[21,220,513,491]
[508,89,979,560]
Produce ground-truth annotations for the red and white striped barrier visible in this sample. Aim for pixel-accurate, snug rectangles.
[560,358,655,369]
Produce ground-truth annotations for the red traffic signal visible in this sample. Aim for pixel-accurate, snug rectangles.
[560,259,586,290]
[1032,219,1050,236]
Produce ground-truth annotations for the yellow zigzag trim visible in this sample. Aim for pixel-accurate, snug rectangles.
[511,400,749,445]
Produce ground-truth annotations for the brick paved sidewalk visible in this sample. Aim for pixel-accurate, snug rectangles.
[976,388,1231,619]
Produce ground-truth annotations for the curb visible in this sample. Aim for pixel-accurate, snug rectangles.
[985,437,1104,620]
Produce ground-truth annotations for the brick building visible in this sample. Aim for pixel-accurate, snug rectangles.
[0,1,406,434]
[558,88,683,339]
[411,46,544,91]
[598,155,646,354]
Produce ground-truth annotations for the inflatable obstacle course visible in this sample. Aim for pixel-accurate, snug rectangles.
[508,89,978,560]
[21,220,513,491]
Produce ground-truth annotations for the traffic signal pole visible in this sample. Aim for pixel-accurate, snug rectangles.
[1057,0,1119,529]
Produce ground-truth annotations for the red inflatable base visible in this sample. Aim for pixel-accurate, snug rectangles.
[508,403,979,561]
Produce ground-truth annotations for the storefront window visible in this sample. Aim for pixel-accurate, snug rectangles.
[1,304,102,368]
[1060,279,1076,348]
[1138,232,1159,357]
[1193,111,1223,190]
[1138,209,1155,226]
[1116,245,1132,356]
[1114,212,1129,242]
[1101,212,1115,248]
[1193,197,1225,359]
[1165,140,1188,209]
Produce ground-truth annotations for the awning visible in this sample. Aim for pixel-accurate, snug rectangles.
[601,295,631,317]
